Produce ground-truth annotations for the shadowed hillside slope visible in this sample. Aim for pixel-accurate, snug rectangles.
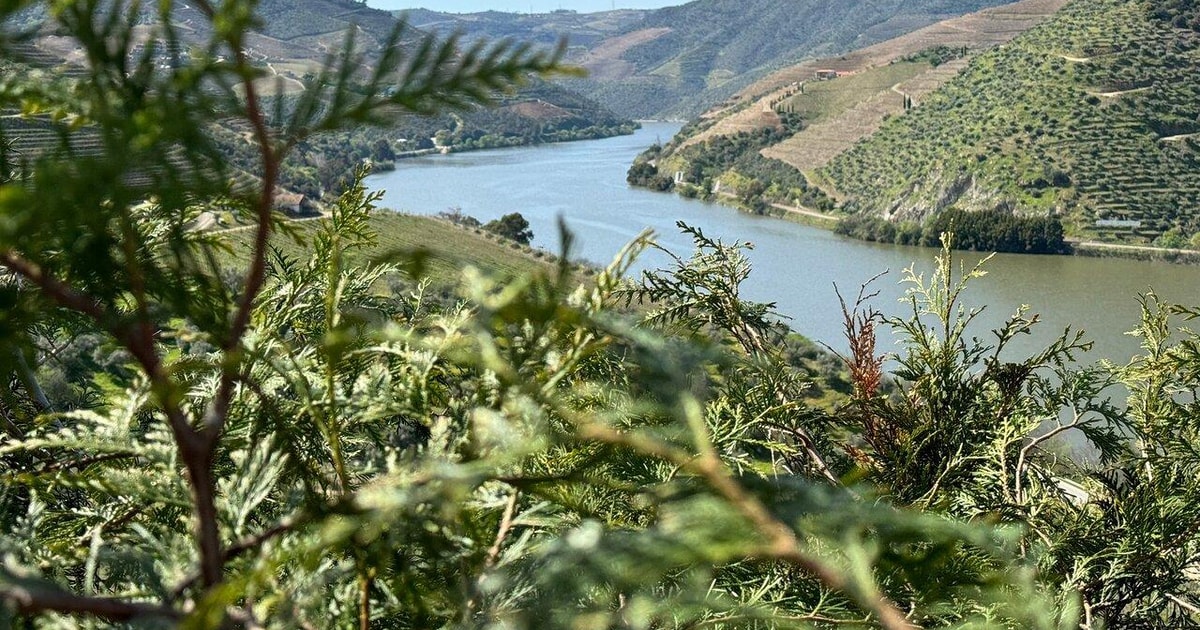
[403,0,1018,119]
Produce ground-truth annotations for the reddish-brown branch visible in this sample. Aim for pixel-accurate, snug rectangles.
[184,36,281,601]
[225,71,277,358]
[183,450,224,588]
[1,584,182,623]
[0,250,220,589]
[576,422,916,630]
[0,252,196,443]
[178,0,285,595]
[201,47,278,437]
[0,252,109,323]
[116,215,157,395]
[36,452,136,475]
[171,513,308,600]
[358,566,374,630]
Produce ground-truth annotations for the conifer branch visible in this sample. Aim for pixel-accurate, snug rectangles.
[0,251,195,444]
[0,584,182,623]
[574,420,916,630]
[171,511,315,600]
[0,251,110,324]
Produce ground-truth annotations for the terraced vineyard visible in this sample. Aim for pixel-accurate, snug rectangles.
[2,110,201,191]
[633,0,1069,233]
[2,119,103,159]
[762,58,970,175]
[821,0,1200,244]
[254,0,397,43]
[678,0,1069,150]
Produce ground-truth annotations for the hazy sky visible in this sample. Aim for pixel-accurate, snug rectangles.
[368,1,680,14]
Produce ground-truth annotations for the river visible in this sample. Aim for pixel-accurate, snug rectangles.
[366,122,1200,365]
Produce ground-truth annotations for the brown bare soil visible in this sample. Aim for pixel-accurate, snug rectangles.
[579,27,672,81]
[762,58,970,173]
[506,100,573,119]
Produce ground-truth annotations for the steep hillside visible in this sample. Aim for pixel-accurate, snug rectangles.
[656,0,1065,148]
[3,0,635,201]
[17,0,407,77]
[822,0,1200,246]
[402,8,644,50]
[401,0,1018,120]
[628,0,1065,245]
[253,0,398,45]
[607,0,1007,118]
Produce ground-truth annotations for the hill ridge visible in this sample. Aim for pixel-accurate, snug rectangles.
[403,0,1020,119]
[678,0,1068,150]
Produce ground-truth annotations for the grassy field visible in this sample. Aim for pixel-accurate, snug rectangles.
[778,62,927,124]
[219,212,559,290]
[218,212,856,405]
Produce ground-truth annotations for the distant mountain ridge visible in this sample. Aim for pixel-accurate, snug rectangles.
[7,0,627,125]
[3,0,635,201]
[400,8,646,50]
[400,0,1017,119]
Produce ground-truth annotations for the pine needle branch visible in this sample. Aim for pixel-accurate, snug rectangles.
[0,582,181,623]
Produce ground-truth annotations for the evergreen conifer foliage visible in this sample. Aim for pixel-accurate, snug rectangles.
[2,1,1200,629]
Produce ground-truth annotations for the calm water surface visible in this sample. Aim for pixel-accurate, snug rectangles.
[367,122,1200,363]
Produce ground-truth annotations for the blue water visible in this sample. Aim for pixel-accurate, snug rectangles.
[367,122,1200,364]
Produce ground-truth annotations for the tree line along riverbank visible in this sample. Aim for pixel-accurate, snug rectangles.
[627,133,1200,263]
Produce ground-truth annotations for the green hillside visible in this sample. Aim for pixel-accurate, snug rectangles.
[252,0,401,47]
[220,213,558,290]
[404,0,1014,119]
[630,1,988,77]
[1,0,635,204]
[822,0,1200,246]
[611,0,1012,118]
[401,8,644,49]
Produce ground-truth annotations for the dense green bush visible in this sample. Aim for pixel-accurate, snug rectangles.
[627,159,675,191]
[636,121,836,213]
[4,2,1200,629]
[483,212,535,245]
[836,209,1067,254]
[924,208,1068,253]
[835,214,925,246]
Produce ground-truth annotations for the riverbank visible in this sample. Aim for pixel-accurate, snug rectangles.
[658,184,1200,265]
[1071,240,1200,264]
[391,123,640,162]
